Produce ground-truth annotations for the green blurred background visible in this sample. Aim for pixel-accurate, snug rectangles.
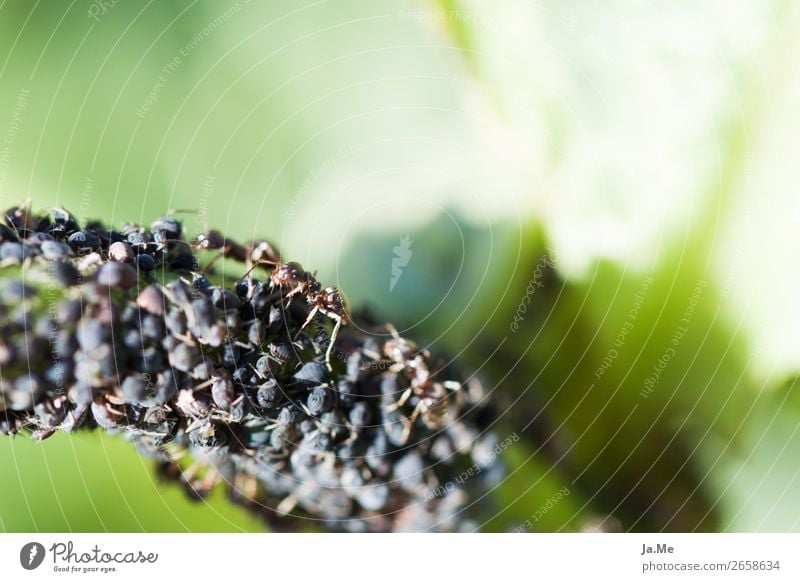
[1,0,800,532]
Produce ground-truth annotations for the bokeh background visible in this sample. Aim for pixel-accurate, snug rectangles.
[1,0,800,532]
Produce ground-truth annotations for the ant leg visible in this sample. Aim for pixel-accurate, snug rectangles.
[284,284,306,299]
[324,313,343,371]
[202,251,223,274]
[277,482,312,515]
[181,461,200,484]
[400,402,424,442]
[386,323,400,340]
[244,253,254,297]
[398,414,413,444]
[238,260,262,283]
[442,380,461,392]
[408,401,423,426]
[198,468,218,494]
[384,387,412,413]
[294,305,320,340]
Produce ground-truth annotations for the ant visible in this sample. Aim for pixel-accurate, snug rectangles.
[192,227,345,370]
[268,262,348,371]
[382,325,459,443]
[193,229,248,271]
[198,231,282,300]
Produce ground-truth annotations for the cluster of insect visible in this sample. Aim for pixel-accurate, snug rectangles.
[0,203,500,532]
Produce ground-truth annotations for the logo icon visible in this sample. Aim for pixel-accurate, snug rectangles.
[20,542,45,570]
[390,235,413,292]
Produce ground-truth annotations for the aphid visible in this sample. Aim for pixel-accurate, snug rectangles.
[176,388,212,419]
[121,374,152,404]
[268,339,294,363]
[348,401,371,427]
[210,287,241,311]
[84,221,121,247]
[46,207,79,238]
[56,298,84,324]
[277,405,302,426]
[66,230,100,253]
[306,386,332,416]
[40,240,72,260]
[76,251,103,273]
[51,260,81,287]
[318,410,346,441]
[210,371,235,409]
[76,320,108,352]
[133,346,164,374]
[169,343,199,372]
[191,357,214,381]
[91,398,126,430]
[136,285,167,315]
[0,224,18,243]
[125,229,153,250]
[43,360,72,386]
[136,253,156,272]
[108,241,134,262]
[292,361,327,386]
[256,379,282,409]
[26,232,55,246]
[0,242,34,263]
[95,261,138,289]
[150,216,182,244]
[4,204,34,232]
[0,280,35,302]
[246,320,266,346]
[154,371,178,404]
[306,430,331,452]
[8,374,45,411]
[392,451,425,492]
